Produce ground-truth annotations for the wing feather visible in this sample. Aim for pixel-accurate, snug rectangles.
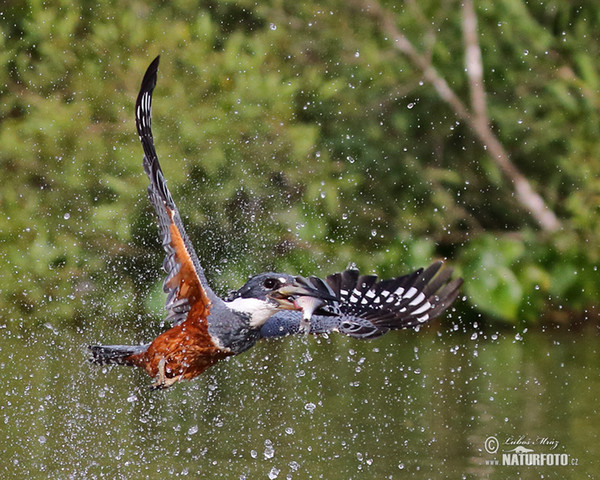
[260,262,462,339]
[135,56,217,326]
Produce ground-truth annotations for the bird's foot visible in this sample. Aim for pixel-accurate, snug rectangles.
[150,358,182,390]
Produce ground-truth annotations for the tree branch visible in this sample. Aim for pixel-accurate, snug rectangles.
[463,0,487,122]
[362,0,561,233]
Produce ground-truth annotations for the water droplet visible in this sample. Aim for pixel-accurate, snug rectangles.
[264,439,275,459]
[187,425,199,435]
[268,467,280,479]
[269,23,277,30]
[63,213,70,220]
[304,402,316,413]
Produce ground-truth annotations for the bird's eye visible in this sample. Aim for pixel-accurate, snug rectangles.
[263,278,279,290]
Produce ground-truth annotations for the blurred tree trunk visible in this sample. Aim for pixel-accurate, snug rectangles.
[362,0,561,233]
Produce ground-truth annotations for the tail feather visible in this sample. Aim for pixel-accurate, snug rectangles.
[88,344,148,366]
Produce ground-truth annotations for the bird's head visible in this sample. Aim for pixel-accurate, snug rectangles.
[224,273,334,327]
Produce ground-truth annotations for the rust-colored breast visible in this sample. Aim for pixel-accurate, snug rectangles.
[128,303,231,382]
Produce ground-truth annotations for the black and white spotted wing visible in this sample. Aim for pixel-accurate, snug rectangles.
[260,262,462,339]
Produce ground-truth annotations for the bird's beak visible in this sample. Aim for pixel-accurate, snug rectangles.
[268,277,336,311]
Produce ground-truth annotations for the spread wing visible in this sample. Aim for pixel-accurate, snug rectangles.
[260,262,462,339]
[135,56,219,326]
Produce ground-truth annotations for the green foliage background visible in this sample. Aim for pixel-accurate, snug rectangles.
[1,0,599,328]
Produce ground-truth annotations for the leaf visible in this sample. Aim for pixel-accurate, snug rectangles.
[460,235,525,322]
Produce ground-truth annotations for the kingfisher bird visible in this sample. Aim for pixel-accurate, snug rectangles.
[88,56,332,389]
[88,56,462,389]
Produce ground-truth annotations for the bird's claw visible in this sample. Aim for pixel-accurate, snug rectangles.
[150,358,182,390]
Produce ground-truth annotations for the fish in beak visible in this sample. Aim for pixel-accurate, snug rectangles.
[268,276,336,333]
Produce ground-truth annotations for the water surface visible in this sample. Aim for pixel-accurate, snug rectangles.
[0,323,597,479]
